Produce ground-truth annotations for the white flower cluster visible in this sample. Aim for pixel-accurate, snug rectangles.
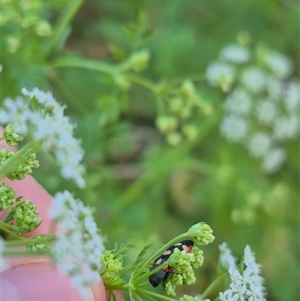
[206,43,299,174]
[219,243,266,301]
[0,88,85,187]
[49,191,105,299]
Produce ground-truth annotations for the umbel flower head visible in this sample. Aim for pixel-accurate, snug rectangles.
[206,40,299,174]
[0,183,18,210]
[3,124,24,146]
[26,235,51,255]
[13,200,42,232]
[188,222,215,245]
[218,243,266,301]
[49,191,105,299]
[0,148,39,180]
[163,245,204,297]
[0,88,85,188]
[100,244,132,288]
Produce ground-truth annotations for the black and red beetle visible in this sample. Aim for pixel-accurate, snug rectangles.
[149,239,194,287]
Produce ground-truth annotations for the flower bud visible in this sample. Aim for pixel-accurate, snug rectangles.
[188,222,215,245]
[0,149,14,165]
[3,124,25,146]
[169,98,183,113]
[156,116,177,133]
[167,132,182,146]
[0,183,17,210]
[183,124,198,141]
[128,50,150,72]
[13,200,42,232]
[181,80,196,99]
[27,235,51,254]
[8,151,39,180]
[113,74,131,91]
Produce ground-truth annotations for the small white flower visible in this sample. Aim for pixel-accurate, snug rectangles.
[266,77,282,99]
[262,147,286,174]
[219,244,266,301]
[283,80,300,112]
[0,88,86,188]
[220,44,251,64]
[219,242,237,270]
[224,88,252,115]
[49,191,105,299]
[264,50,292,79]
[241,67,266,93]
[1,97,29,128]
[246,132,272,158]
[255,99,278,126]
[220,115,249,142]
[210,44,298,175]
[273,115,299,141]
[206,61,235,91]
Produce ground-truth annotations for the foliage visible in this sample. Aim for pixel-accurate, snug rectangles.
[1,0,299,300]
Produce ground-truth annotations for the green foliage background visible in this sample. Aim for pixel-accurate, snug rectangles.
[1,0,299,300]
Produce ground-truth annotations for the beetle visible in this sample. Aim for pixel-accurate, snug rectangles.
[149,239,194,287]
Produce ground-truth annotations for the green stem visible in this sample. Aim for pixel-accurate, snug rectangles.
[166,73,206,87]
[103,282,129,292]
[0,142,33,178]
[133,290,158,301]
[125,73,157,91]
[132,292,146,301]
[50,56,117,74]
[138,281,149,287]
[133,232,189,282]
[155,95,165,116]
[3,211,14,223]
[134,258,171,284]
[135,288,176,301]
[200,275,223,300]
[0,222,25,240]
[179,158,218,177]
[11,237,54,246]
[41,0,85,60]
[50,57,161,97]
[2,249,53,258]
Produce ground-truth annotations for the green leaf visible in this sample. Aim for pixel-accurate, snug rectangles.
[130,242,152,274]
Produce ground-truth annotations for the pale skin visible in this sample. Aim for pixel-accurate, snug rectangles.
[0,128,125,301]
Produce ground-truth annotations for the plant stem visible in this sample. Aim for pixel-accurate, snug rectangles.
[200,275,223,300]
[166,73,206,86]
[125,73,157,91]
[133,232,188,282]
[50,57,116,74]
[136,288,176,301]
[132,292,146,301]
[0,222,25,240]
[41,0,85,60]
[0,142,33,178]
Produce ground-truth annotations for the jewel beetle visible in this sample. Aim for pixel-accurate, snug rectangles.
[149,239,194,287]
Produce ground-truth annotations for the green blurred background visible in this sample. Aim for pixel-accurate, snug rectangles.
[1,0,299,300]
